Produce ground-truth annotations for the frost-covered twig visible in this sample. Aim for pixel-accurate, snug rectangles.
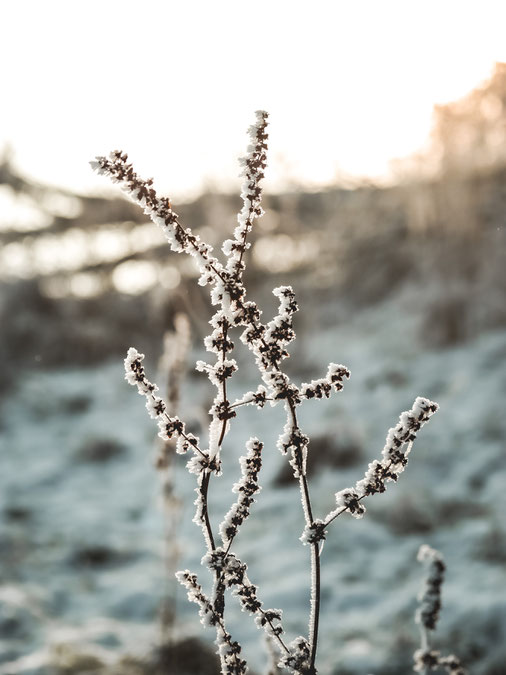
[320,397,439,530]
[96,111,440,675]
[266,633,284,675]
[413,545,466,674]
[202,549,289,651]
[225,109,268,280]
[156,314,191,643]
[123,346,219,556]
[91,152,226,287]
[219,438,263,550]
[176,569,247,674]
[124,348,206,459]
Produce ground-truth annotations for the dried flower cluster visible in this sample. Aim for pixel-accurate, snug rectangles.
[416,544,446,631]
[219,438,263,545]
[316,396,439,534]
[94,112,441,674]
[414,545,466,674]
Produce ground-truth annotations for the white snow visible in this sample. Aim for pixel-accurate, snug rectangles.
[2,287,505,673]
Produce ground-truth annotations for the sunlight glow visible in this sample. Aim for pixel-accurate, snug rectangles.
[70,272,104,298]
[253,234,320,273]
[112,260,158,295]
[2,1,506,198]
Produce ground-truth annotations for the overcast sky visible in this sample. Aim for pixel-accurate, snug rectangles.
[2,0,506,200]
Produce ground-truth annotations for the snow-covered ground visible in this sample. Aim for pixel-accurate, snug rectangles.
[1,285,505,674]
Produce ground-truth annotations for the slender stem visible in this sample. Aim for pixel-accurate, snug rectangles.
[217,322,231,448]
[200,323,229,555]
[259,610,291,655]
[420,625,430,675]
[234,217,252,281]
[300,473,314,523]
[213,616,246,672]
[209,324,233,632]
[149,392,209,460]
[200,471,215,551]
[218,412,227,446]
[218,384,228,447]
[288,399,320,673]
[324,458,396,528]
[224,537,234,557]
[229,396,274,410]
[309,542,321,675]
[229,399,253,410]
[324,503,354,528]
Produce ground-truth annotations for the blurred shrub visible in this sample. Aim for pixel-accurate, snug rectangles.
[372,493,488,536]
[49,637,220,675]
[432,63,506,176]
[74,437,127,463]
[0,279,172,368]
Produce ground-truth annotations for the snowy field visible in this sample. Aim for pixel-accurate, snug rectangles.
[1,283,505,674]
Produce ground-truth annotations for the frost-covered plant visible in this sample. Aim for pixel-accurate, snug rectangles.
[92,112,438,674]
[413,545,466,674]
[156,313,191,640]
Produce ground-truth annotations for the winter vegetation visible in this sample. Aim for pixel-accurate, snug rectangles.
[89,112,446,674]
[2,66,506,675]
[414,545,465,675]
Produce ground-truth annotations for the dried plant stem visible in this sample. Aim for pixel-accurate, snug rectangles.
[324,492,366,528]
[266,633,284,675]
[157,316,190,645]
[413,544,466,675]
[419,625,431,675]
[200,471,216,552]
[308,542,321,675]
[99,112,441,675]
[287,399,320,674]
[218,328,230,447]
[259,614,291,655]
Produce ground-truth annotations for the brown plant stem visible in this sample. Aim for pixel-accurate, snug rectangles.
[200,471,216,552]
[288,399,320,674]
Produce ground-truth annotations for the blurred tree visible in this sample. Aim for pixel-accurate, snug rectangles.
[432,62,506,174]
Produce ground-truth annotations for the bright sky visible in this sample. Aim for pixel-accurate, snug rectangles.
[2,0,506,200]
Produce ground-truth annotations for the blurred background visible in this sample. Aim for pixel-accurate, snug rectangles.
[1,2,506,674]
